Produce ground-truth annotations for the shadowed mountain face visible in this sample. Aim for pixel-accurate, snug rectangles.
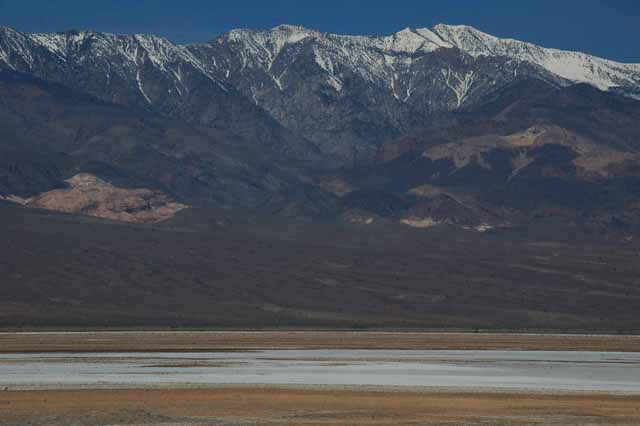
[0,25,640,232]
[0,27,322,164]
[0,70,337,219]
[335,81,640,233]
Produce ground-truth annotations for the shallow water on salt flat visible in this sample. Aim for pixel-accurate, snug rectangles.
[1,350,639,393]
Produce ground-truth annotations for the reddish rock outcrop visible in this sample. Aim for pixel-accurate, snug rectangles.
[1,174,187,223]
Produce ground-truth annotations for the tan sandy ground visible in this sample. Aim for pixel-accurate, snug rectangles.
[2,331,640,353]
[1,388,640,426]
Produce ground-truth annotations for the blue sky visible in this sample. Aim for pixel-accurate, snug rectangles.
[1,0,638,62]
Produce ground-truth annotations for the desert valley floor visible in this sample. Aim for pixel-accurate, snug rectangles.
[1,331,640,426]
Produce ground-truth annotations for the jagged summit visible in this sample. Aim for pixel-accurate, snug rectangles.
[0,25,229,107]
[377,26,451,53]
[3,22,640,91]
[431,23,640,91]
[222,24,451,54]
[201,22,640,93]
[2,22,640,163]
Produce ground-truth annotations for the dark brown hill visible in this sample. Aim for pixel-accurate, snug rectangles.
[335,80,640,234]
[1,202,639,331]
[0,70,336,218]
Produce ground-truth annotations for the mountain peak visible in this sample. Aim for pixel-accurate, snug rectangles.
[395,27,416,35]
[3,23,640,101]
[432,23,485,33]
[225,24,318,48]
[380,26,451,53]
[272,24,313,33]
[0,25,18,34]
[430,22,640,91]
[57,29,84,36]
[431,23,498,52]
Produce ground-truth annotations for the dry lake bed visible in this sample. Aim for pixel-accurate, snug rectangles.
[1,332,640,425]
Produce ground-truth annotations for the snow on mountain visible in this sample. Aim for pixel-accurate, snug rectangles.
[26,30,209,73]
[180,23,640,161]
[2,23,640,163]
[0,28,228,106]
[0,26,36,68]
[204,24,457,90]
[200,23,640,96]
[3,23,639,101]
[432,24,640,92]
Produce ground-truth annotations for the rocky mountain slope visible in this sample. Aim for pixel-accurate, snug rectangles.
[336,80,640,233]
[0,69,336,218]
[2,24,639,164]
[1,24,640,231]
[431,24,640,95]
[192,24,640,161]
[0,26,321,165]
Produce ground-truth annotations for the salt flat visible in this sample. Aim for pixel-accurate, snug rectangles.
[2,349,639,393]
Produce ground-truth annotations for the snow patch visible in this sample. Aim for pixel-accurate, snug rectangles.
[314,47,343,91]
[377,27,450,53]
[441,69,476,107]
[136,70,152,104]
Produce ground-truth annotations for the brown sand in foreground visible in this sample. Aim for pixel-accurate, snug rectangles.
[2,331,640,353]
[2,388,640,426]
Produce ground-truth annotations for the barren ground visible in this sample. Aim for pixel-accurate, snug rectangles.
[2,331,640,353]
[3,203,640,332]
[2,388,640,426]
[2,332,640,425]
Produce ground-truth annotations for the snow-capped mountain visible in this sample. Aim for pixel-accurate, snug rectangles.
[188,24,640,160]
[193,24,640,99]
[432,24,640,94]
[0,26,225,107]
[2,24,640,231]
[0,26,312,162]
[1,24,640,164]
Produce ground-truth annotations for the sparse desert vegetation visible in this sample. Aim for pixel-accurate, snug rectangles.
[2,203,640,332]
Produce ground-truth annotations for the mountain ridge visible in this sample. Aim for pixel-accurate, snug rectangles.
[2,23,639,104]
[3,23,639,164]
[2,24,640,232]
[4,23,638,92]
